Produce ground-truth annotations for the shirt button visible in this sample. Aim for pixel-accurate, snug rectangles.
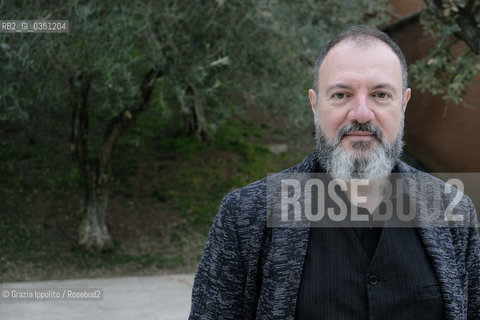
[368,275,379,286]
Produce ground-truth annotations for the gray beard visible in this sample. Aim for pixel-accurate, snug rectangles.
[314,114,404,181]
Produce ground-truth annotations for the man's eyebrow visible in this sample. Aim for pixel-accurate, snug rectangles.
[372,83,397,95]
[325,84,352,95]
[325,83,399,96]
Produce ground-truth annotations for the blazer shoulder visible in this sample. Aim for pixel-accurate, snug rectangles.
[219,153,319,224]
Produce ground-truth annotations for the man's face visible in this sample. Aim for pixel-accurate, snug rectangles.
[309,39,411,179]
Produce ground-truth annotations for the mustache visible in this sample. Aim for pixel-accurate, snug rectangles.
[335,121,383,143]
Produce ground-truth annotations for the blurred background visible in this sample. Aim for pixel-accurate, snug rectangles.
[0,0,479,315]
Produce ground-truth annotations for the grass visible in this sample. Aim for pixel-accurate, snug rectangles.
[0,120,304,282]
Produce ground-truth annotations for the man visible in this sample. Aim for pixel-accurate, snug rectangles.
[189,25,480,319]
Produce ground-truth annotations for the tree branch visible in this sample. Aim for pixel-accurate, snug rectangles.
[454,6,480,53]
[424,0,444,19]
[69,75,91,176]
[474,3,480,16]
[424,0,480,54]
[97,68,163,183]
[465,0,476,12]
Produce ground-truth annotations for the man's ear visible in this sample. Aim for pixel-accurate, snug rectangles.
[309,89,317,114]
[403,88,411,111]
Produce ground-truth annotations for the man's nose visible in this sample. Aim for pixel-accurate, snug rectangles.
[348,95,374,123]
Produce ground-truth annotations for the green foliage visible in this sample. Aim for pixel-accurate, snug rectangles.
[410,1,480,107]
[0,0,390,134]
[0,1,170,169]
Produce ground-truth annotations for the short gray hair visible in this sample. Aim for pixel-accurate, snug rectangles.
[312,25,408,94]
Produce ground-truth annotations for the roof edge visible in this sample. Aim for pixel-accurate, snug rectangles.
[382,9,424,34]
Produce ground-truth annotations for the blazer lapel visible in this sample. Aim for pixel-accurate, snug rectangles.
[271,226,310,319]
[265,152,316,318]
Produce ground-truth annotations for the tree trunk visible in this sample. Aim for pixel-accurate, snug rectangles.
[186,82,213,143]
[77,175,113,252]
[70,69,161,252]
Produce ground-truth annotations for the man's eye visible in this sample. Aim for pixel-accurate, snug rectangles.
[333,93,346,99]
[375,92,389,99]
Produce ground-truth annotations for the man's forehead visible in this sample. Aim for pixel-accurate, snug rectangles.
[322,38,397,65]
[318,39,403,85]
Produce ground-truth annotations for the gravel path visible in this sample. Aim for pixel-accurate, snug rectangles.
[0,274,194,320]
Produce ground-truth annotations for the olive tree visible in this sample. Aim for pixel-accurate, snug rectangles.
[0,0,389,251]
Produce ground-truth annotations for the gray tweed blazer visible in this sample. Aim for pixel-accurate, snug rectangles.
[189,153,480,319]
